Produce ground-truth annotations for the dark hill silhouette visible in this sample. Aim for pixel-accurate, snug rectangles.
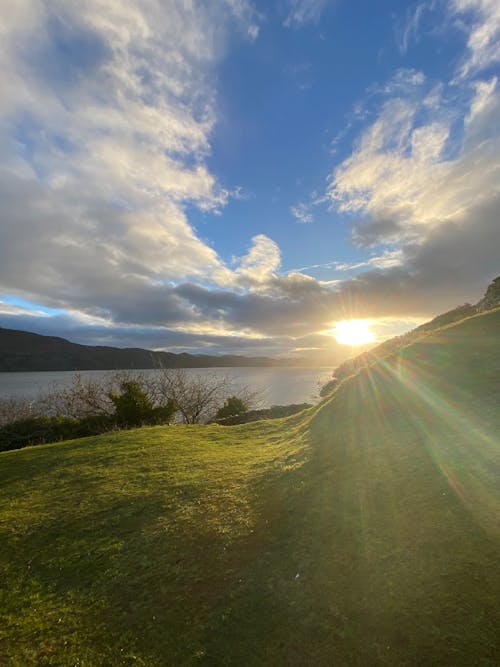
[0,327,317,371]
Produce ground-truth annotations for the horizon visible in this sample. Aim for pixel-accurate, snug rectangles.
[0,320,375,360]
[1,1,499,360]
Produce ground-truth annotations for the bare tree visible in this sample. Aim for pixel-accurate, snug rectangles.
[153,369,232,424]
[38,373,115,419]
[0,396,41,426]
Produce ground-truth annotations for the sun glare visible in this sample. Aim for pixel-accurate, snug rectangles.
[333,319,375,346]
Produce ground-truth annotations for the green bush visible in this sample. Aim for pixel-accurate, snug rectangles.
[109,380,177,427]
[145,402,178,426]
[109,381,154,426]
[0,380,180,453]
[214,396,248,421]
[0,392,178,452]
[0,414,115,452]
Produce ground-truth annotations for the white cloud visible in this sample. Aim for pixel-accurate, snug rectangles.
[284,0,328,28]
[0,301,52,318]
[452,0,500,75]
[328,75,500,243]
[395,2,430,55]
[247,24,260,40]
[233,235,282,285]
[291,202,314,223]
[334,250,405,272]
[0,0,264,308]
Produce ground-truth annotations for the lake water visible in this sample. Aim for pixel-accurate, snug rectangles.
[0,367,334,407]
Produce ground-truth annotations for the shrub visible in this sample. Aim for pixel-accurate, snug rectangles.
[0,414,115,452]
[142,402,178,426]
[38,373,115,419]
[0,396,42,426]
[214,396,248,421]
[109,380,177,427]
[109,381,153,426]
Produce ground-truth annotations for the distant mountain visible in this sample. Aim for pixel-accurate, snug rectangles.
[0,328,318,372]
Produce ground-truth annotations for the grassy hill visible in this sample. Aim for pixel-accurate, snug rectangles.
[1,308,499,665]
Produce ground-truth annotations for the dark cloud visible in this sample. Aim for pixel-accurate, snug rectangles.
[2,194,497,354]
[0,310,344,359]
[351,215,406,247]
[336,197,500,317]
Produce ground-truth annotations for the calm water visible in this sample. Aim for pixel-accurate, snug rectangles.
[0,367,334,407]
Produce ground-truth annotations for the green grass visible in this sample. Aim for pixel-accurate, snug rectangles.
[1,309,499,665]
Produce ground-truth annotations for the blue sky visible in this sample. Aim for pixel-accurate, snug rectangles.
[0,0,499,360]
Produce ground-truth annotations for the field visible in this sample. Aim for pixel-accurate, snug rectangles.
[1,309,499,665]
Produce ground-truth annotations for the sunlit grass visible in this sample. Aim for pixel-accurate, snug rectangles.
[0,418,309,666]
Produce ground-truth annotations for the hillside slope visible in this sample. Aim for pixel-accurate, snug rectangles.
[0,309,499,665]
[320,275,500,397]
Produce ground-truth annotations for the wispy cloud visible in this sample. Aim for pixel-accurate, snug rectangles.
[291,202,314,223]
[395,1,437,55]
[452,0,500,76]
[289,249,404,274]
[283,0,328,28]
[334,250,405,272]
[247,24,260,40]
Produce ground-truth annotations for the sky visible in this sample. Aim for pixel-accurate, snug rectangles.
[0,0,499,361]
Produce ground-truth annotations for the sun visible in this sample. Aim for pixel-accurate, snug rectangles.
[333,319,375,346]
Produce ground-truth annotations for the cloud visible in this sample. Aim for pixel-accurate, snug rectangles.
[220,235,282,288]
[3,1,340,356]
[291,202,314,223]
[452,0,500,76]
[395,2,428,55]
[283,0,328,28]
[334,250,404,272]
[328,73,500,246]
[0,2,265,319]
[338,195,500,315]
[323,7,500,323]
[237,234,281,281]
[247,24,260,40]
[1,0,346,362]
[351,217,405,247]
[0,309,287,356]
[320,3,500,318]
